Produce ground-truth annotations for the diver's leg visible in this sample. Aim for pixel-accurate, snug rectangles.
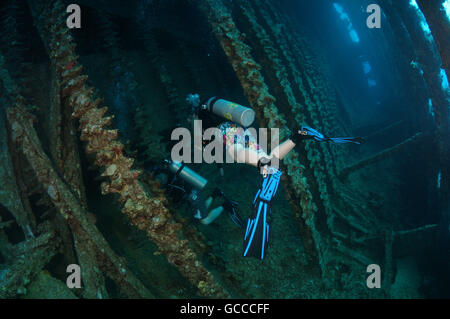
[269,139,296,160]
[200,206,224,225]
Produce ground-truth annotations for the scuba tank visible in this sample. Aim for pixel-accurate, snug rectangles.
[186,94,255,128]
[167,160,208,190]
[205,97,255,128]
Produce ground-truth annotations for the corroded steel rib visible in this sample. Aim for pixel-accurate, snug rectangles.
[6,105,153,298]
[234,0,337,235]
[0,52,36,237]
[195,0,382,279]
[196,0,329,272]
[0,226,60,298]
[383,0,449,219]
[29,0,228,298]
[340,132,426,178]
[416,0,450,75]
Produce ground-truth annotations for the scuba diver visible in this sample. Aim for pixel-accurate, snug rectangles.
[186,93,363,259]
[153,159,245,228]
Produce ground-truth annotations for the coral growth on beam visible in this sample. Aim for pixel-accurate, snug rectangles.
[233,0,340,246]
[196,0,383,291]
[0,223,60,298]
[340,132,426,178]
[196,0,330,274]
[6,104,153,298]
[31,0,228,298]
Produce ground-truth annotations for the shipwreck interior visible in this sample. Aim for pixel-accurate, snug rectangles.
[0,0,449,298]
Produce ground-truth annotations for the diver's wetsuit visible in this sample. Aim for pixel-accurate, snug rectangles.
[157,164,243,227]
[197,108,222,130]
[161,168,210,221]
[184,185,243,227]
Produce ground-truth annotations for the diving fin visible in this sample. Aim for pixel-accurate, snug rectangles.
[300,126,363,144]
[243,168,282,260]
[213,188,245,229]
[224,199,245,229]
[329,136,363,144]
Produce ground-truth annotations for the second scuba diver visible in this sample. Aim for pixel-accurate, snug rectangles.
[186,93,363,260]
[152,159,245,228]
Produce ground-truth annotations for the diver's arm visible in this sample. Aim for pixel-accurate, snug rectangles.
[228,143,261,167]
[229,139,296,166]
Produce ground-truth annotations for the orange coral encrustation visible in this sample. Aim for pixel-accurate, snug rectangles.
[38,1,228,298]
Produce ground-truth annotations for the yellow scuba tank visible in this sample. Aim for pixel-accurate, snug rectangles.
[205,97,255,127]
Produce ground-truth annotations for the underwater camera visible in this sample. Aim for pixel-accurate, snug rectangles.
[186,93,256,127]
